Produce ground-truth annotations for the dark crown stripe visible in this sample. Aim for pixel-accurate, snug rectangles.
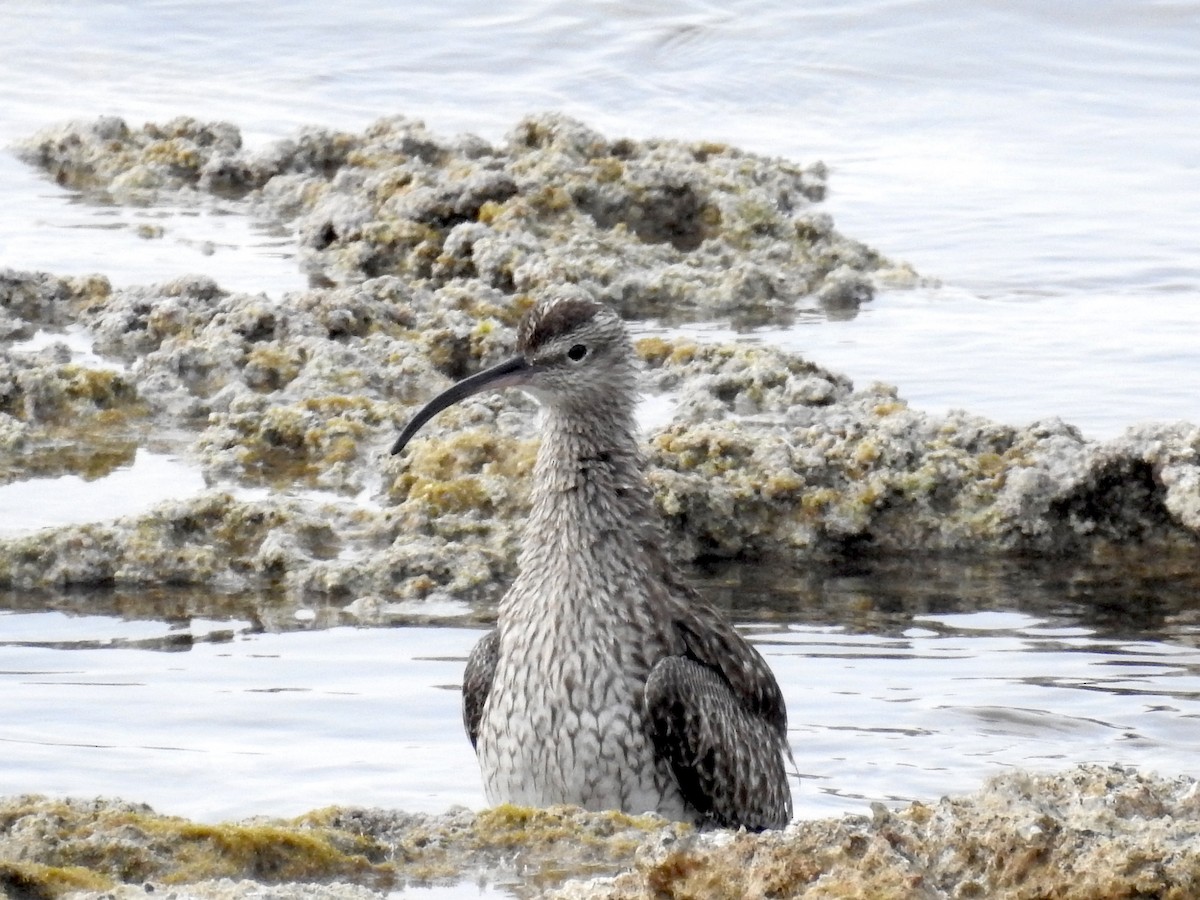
[519,296,603,352]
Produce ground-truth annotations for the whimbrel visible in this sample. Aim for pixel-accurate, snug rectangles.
[391,294,793,830]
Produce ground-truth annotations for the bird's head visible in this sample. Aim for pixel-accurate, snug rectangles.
[391,294,635,456]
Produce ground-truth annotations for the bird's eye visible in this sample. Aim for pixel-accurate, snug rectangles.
[567,344,588,362]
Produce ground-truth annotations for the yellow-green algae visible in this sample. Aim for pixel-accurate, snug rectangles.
[0,796,391,896]
[7,767,1200,899]
[0,795,677,899]
[15,117,243,195]
[0,434,138,486]
[298,802,676,888]
[2,362,145,427]
[201,396,391,487]
[0,340,150,485]
[470,805,675,887]
[389,427,538,518]
[0,861,112,899]
[243,343,305,391]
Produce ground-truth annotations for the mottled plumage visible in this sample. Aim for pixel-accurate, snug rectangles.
[392,294,793,829]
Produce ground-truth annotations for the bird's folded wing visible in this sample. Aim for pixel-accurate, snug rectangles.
[462,628,500,750]
[672,600,789,739]
[645,654,792,830]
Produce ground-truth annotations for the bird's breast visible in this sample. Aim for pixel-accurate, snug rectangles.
[476,578,682,815]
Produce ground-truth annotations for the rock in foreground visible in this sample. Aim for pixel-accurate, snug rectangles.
[2,766,1196,899]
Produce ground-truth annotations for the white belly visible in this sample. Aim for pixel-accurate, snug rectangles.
[476,654,690,820]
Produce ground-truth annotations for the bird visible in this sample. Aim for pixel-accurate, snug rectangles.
[390,293,793,830]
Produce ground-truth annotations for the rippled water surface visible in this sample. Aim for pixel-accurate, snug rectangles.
[1,1,1198,433]
[3,557,1199,822]
[1,0,1199,842]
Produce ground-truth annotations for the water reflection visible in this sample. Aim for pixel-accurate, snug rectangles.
[694,552,1200,638]
[0,450,208,536]
[0,553,1197,822]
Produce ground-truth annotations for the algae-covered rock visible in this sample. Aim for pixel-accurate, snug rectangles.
[16,114,917,323]
[14,116,247,196]
[635,349,1200,561]
[4,766,1198,899]
[0,269,113,328]
[2,264,1200,599]
[0,492,294,590]
[0,351,145,486]
[0,794,392,897]
[5,111,1200,598]
[0,268,519,493]
[0,795,679,899]
[550,765,1200,900]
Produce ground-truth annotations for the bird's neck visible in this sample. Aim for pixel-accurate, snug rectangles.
[531,399,642,491]
[508,399,665,618]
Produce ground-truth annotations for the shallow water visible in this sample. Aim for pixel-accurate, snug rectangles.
[0,450,207,537]
[3,557,1198,824]
[1,0,1200,850]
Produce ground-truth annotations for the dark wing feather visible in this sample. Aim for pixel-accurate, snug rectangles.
[645,656,792,830]
[643,566,792,829]
[672,600,788,739]
[462,629,499,751]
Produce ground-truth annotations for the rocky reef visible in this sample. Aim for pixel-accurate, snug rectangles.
[7,116,1197,602]
[15,114,917,323]
[1,112,920,600]
[5,113,1200,898]
[1,261,1198,603]
[2,766,1197,899]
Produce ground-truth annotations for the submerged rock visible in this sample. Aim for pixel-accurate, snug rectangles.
[2,766,1197,899]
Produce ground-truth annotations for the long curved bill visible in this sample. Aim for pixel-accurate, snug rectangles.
[391,355,533,456]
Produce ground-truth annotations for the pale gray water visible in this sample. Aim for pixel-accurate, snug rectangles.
[2,558,1199,824]
[1,616,480,820]
[0,450,207,536]
[1,0,1199,847]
